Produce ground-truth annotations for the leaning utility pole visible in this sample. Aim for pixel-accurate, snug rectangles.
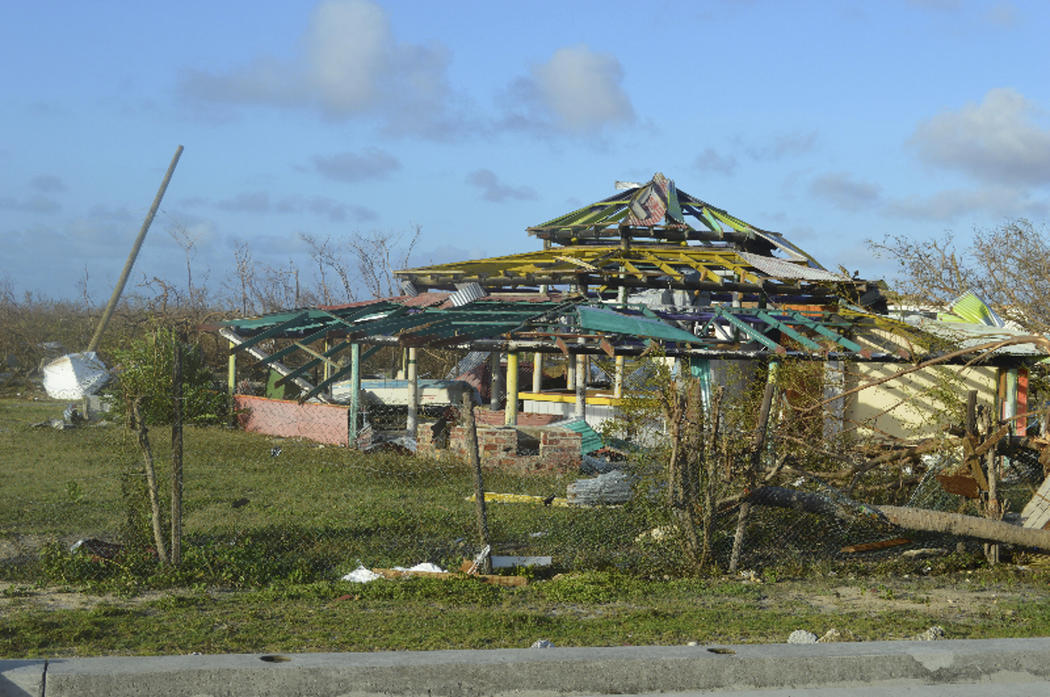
[87,145,184,352]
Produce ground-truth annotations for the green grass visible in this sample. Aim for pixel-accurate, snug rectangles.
[5,396,1050,657]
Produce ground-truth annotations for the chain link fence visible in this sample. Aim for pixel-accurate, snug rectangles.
[1,337,1041,594]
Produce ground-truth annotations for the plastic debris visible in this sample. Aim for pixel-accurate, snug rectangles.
[341,562,446,583]
[42,352,110,400]
[531,639,555,649]
[787,630,818,644]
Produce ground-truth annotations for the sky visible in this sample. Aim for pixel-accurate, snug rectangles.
[3,0,1050,306]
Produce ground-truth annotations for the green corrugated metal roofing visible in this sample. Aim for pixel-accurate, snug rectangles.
[560,419,604,455]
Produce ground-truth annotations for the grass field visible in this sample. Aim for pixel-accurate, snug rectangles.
[4,397,1050,657]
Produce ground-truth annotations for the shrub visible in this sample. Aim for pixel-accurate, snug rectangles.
[107,327,227,425]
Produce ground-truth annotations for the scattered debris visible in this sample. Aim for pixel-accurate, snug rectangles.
[269,447,282,458]
[530,639,555,649]
[566,471,632,506]
[42,352,110,400]
[70,538,122,560]
[342,565,383,583]
[817,629,853,643]
[707,647,736,654]
[341,561,528,587]
[468,492,570,507]
[901,547,948,560]
[491,555,551,569]
[231,498,250,509]
[787,630,818,644]
[840,538,911,554]
[912,625,946,641]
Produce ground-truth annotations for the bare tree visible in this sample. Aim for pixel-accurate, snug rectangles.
[167,219,202,308]
[299,232,357,304]
[871,219,1050,333]
[349,224,422,299]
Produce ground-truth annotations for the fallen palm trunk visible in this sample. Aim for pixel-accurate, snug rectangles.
[875,505,1050,551]
[746,486,1050,552]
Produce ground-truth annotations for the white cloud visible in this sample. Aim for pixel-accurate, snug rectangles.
[178,0,466,138]
[313,148,401,182]
[466,169,538,202]
[694,147,738,176]
[810,172,881,211]
[501,45,635,134]
[910,88,1050,185]
[743,132,818,162]
[885,186,1049,221]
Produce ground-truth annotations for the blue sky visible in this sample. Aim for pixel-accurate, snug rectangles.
[3,0,1049,305]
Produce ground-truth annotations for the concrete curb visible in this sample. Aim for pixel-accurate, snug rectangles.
[5,638,1050,696]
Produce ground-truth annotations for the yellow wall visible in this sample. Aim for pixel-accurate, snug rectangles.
[847,362,997,439]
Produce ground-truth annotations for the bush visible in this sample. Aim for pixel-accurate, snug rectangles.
[107,327,227,425]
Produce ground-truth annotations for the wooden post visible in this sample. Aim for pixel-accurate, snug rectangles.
[574,339,586,421]
[170,332,183,567]
[463,391,492,574]
[982,406,1000,564]
[348,343,360,444]
[406,347,418,437]
[504,350,519,426]
[133,398,168,565]
[729,362,778,573]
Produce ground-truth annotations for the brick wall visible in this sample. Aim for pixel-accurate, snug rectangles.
[417,420,581,473]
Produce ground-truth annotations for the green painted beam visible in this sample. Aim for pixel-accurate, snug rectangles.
[713,307,785,354]
[754,309,824,352]
[231,312,311,352]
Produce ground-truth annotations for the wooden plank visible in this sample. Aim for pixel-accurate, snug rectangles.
[840,538,912,554]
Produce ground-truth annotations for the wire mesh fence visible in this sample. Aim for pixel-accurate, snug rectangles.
[1,339,1041,595]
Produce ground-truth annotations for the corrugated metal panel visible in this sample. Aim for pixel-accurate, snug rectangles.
[559,418,603,454]
[737,252,848,282]
[449,282,487,307]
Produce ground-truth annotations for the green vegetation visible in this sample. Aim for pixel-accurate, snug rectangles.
[5,396,1050,657]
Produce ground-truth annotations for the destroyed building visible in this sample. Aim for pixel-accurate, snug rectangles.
[215,173,1039,468]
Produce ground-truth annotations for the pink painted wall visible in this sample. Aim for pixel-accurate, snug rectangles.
[234,395,349,446]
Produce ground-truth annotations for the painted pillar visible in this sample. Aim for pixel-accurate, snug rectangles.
[227,340,237,395]
[348,343,360,444]
[613,355,625,399]
[504,350,519,426]
[406,347,418,437]
[566,353,576,390]
[574,346,586,421]
[490,351,503,410]
[532,352,543,393]
[322,336,331,383]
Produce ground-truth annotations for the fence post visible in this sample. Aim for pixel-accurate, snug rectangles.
[349,343,360,444]
[729,361,778,573]
[463,391,492,573]
[407,347,418,437]
[170,331,183,566]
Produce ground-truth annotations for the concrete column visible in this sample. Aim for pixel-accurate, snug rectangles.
[574,351,586,421]
[532,352,543,393]
[613,355,624,399]
[406,347,418,437]
[490,352,503,410]
[504,350,519,426]
[348,343,360,443]
[566,354,576,391]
